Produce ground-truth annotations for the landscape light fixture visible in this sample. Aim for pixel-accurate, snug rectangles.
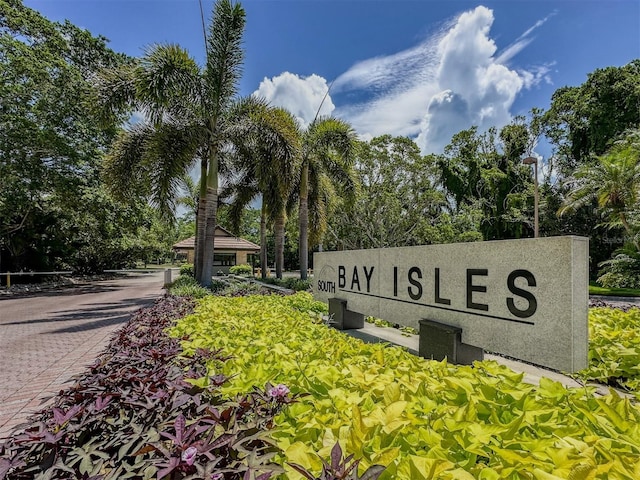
[522,156,539,238]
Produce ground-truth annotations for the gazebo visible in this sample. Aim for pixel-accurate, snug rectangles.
[173,226,259,274]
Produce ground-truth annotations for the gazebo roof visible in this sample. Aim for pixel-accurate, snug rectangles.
[173,226,259,252]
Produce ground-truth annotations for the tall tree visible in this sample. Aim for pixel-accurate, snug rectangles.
[96,0,246,286]
[559,129,640,251]
[0,0,138,273]
[327,136,464,250]
[223,102,300,278]
[437,122,534,240]
[298,118,357,279]
[544,60,640,175]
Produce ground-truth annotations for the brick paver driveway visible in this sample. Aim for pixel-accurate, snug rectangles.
[0,271,165,440]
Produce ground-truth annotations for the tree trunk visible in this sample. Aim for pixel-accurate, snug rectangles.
[195,156,208,280]
[260,205,267,279]
[298,160,309,280]
[198,148,218,287]
[274,211,285,279]
[195,196,207,282]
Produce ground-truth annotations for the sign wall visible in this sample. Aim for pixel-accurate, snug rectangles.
[314,236,589,372]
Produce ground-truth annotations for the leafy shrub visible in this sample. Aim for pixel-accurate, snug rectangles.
[597,252,640,288]
[210,278,228,294]
[169,274,211,298]
[179,263,195,277]
[171,293,640,479]
[230,264,253,275]
[221,281,273,297]
[579,307,640,393]
[0,296,288,480]
[260,277,311,291]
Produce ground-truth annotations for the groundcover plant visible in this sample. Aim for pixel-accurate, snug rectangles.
[579,307,640,394]
[170,293,640,480]
[0,296,289,480]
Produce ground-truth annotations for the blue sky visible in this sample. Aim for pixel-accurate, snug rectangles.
[24,0,640,154]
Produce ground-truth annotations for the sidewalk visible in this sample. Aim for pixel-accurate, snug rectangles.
[0,272,164,441]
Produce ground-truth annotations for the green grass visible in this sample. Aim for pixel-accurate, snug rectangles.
[589,281,640,297]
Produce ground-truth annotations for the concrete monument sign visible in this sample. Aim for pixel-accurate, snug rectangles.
[314,236,589,372]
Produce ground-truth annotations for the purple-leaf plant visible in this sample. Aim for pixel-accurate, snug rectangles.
[0,295,288,480]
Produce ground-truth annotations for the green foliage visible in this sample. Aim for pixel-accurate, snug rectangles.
[171,294,640,479]
[328,135,459,250]
[589,283,640,297]
[544,60,640,172]
[559,130,640,254]
[0,1,143,273]
[169,275,212,298]
[365,317,394,328]
[96,0,251,286]
[180,263,195,277]
[437,121,535,240]
[580,307,640,393]
[596,244,640,289]
[542,63,640,276]
[221,281,268,297]
[230,263,253,275]
[261,277,312,291]
[217,206,261,245]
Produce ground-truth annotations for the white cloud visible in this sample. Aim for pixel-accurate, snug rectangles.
[253,72,334,128]
[252,6,553,154]
[415,6,543,152]
[496,11,557,64]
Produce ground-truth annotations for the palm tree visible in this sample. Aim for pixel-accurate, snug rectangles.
[96,0,245,286]
[223,103,301,279]
[559,129,640,250]
[298,118,357,279]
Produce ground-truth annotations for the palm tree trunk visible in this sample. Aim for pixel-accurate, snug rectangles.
[299,160,309,280]
[274,211,285,279]
[195,157,208,280]
[260,204,267,279]
[199,148,218,287]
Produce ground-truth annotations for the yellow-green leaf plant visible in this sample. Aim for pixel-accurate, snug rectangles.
[170,293,640,479]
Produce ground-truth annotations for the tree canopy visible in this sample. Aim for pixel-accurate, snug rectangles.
[0,0,149,273]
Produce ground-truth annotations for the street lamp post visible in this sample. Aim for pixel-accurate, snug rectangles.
[522,156,539,238]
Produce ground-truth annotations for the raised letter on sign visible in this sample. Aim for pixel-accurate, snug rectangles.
[363,266,375,293]
[351,266,361,291]
[407,267,423,301]
[434,268,451,305]
[338,266,346,288]
[467,269,488,311]
[506,269,537,318]
[393,267,398,297]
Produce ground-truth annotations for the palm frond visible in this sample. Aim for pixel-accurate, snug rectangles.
[204,0,245,116]
[93,61,138,126]
[102,123,153,202]
[136,43,202,124]
[144,121,201,219]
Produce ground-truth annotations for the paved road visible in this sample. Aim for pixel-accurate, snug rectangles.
[0,272,165,440]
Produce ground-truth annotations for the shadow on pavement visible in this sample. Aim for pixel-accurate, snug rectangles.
[46,313,134,334]
[0,284,121,300]
[3,297,157,326]
[50,295,158,333]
